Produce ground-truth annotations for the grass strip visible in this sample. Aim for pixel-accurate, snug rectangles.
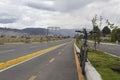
[76,41,120,80]
[88,48,120,80]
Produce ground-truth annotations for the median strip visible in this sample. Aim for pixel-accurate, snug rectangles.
[0,43,66,71]
[88,48,120,80]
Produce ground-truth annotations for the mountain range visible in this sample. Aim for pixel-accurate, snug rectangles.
[0,27,76,37]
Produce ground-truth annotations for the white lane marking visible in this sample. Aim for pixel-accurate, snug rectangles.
[0,49,15,53]
[58,52,62,55]
[49,58,55,63]
[0,45,66,72]
[108,47,114,50]
[95,48,120,58]
[104,52,120,58]
[0,41,70,72]
[88,40,120,46]
[30,46,38,48]
[0,52,47,72]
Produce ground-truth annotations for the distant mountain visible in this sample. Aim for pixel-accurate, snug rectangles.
[0,27,76,37]
[22,28,46,35]
[0,28,24,36]
[49,29,76,37]
[0,27,22,32]
[22,28,76,37]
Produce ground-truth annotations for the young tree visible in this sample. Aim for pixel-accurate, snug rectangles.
[91,15,101,49]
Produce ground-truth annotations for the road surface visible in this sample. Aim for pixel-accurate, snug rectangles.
[88,41,120,57]
[0,39,71,62]
[0,39,83,80]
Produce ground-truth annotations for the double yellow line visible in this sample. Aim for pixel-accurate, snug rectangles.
[0,43,66,70]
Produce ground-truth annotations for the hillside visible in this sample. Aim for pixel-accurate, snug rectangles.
[0,27,76,37]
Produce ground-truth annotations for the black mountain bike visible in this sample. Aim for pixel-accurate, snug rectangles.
[76,29,88,75]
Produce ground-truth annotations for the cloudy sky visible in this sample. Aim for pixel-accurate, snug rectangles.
[0,0,120,29]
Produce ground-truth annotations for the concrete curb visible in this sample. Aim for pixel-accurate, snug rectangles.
[74,44,102,80]
[74,44,80,53]
[85,61,102,80]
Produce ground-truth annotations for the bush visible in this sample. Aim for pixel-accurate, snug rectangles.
[111,28,120,42]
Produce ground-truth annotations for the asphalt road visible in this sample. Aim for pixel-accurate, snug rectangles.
[88,41,120,57]
[0,39,72,62]
[0,39,79,80]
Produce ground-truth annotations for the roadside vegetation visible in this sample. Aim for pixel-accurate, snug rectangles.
[88,48,120,80]
[88,15,120,50]
[0,36,66,44]
[76,41,120,80]
[75,14,120,80]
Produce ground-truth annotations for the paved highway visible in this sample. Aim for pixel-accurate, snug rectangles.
[88,41,120,57]
[0,39,83,80]
[0,39,72,62]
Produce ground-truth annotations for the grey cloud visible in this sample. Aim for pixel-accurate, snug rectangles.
[26,2,55,11]
[0,13,19,24]
[25,0,100,12]
[54,0,111,12]
[0,2,21,24]
[0,0,119,29]
[54,0,93,12]
[0,18,18,24]
[25,0,93,12]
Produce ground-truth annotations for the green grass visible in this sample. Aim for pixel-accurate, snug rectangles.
[88,49,120,80]
[76,40,120,80]
[76,41,82,48]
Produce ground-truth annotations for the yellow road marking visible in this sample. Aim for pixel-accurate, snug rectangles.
[29,75,37,80]
[58,52,62,55]
[0,43,66,70]
[74,46,84,80]
[49,58,55,63]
